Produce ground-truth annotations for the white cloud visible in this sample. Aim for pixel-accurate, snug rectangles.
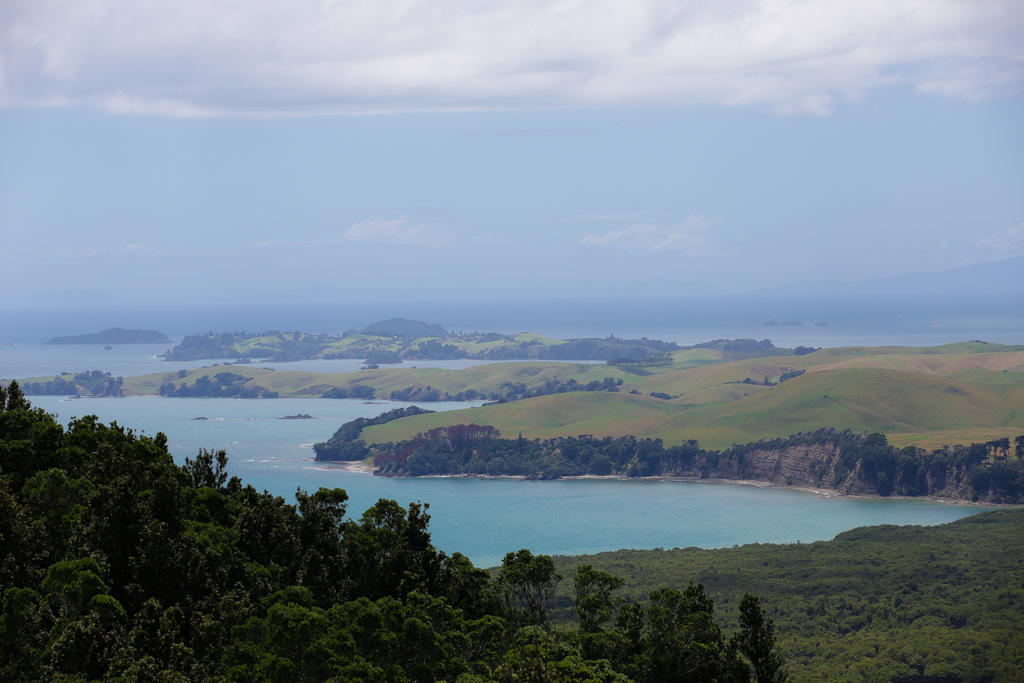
[580,217,716,254]
[1,0,1020,117]
[972,222,1024,251]
[343,217,436,245]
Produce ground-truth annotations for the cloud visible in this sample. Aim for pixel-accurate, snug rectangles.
[972,223,1024,251]
[580,217,716,254]
[343,217,437,245]
[1,0,1020,117]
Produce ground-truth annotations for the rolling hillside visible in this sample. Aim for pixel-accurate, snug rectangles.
[16,341,1024,451]
[363,365,1024,449]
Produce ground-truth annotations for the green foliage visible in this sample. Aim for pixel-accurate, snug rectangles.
[574,566,625,634]
[466,376,624,404]
[551,511,1024,682]
[369,420,1024,502]
[683,339,776,353]
[364,349,403,364]
[158,372,278,398]
[735,594,788,683]
[313,406,436,461]
[21,370,124,397]
[497,550,564,628]
[0,393,784,683]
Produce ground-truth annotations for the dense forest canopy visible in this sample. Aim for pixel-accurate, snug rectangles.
[0,381,788,683]
[549,511,1024,682]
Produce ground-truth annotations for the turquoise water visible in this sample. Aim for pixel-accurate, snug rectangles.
[28,395,992,568]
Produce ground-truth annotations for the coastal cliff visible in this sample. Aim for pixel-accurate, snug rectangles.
[360,426,1015,504]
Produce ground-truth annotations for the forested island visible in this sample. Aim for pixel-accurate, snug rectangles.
[160,319,685,363]
[314,411,1024,505]
[44,328,171,344]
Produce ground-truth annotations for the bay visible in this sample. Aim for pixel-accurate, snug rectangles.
[28,395,992,568]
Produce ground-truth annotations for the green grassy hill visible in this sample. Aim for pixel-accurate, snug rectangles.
[364,366,1024,449]
[548,509,1024,683]
[18,342,1024,451]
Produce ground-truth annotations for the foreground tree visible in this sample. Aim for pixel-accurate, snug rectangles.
[734,593,788,683]
[0,391,785,682]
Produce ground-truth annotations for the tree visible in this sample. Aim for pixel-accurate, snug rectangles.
[497,550,563,628]
[4,380,29,412]
[734,593,787,683]
[574,565,624,633]
[643,584,737,683]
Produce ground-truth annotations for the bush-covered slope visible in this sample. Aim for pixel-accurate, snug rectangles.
[551,510,1024,683]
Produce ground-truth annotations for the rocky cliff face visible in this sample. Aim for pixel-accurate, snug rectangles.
[663,440,977,501]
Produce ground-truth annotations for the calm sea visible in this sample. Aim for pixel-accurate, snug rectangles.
[26,395,993,568]
[5,303,1016,567]
[3,301,1022,381]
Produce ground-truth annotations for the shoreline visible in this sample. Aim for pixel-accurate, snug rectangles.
[317,459,1008,507]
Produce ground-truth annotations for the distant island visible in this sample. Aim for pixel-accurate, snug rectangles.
[359,317,448,337]
[160,319,683,363]
[45,328,171,344]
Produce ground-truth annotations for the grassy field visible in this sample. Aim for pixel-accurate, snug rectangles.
[363,365,1024,449]
[19,342,1024,451]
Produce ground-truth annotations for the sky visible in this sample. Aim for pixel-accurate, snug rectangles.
[1,0,1022,308]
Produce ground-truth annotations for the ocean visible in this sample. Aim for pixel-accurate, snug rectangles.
[3,298,1017,567]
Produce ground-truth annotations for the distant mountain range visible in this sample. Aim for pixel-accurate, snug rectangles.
[750,256,1023,297]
